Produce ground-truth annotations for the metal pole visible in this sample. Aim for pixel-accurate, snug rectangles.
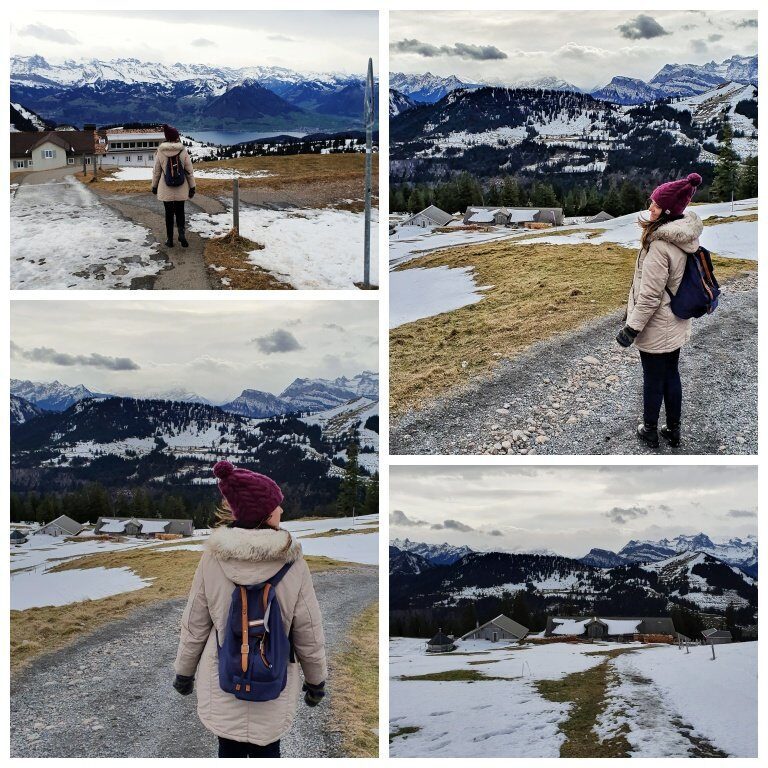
[233,178,240,236]
[710,641,716,660]
[363,57,374,288]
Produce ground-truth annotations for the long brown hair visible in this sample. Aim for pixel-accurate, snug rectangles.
[213,499,277,530]
[637,211,681,252]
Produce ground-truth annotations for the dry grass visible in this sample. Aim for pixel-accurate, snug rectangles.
[398,669,516,682]
[301,527,378,539]
[703,213,758,226]
[203,230,293,290]
[331,602,379,757]
[535,648,638,757]
[10,547,343,671]
[390,239,756,414]
[84,154,378,197]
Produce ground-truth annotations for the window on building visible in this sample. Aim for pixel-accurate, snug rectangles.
[137,155,143,161]
[43,149,56,159]
[67,157,75,165]
[125,156,130,162]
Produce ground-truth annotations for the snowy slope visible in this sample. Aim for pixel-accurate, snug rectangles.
[10,394,43,425]
[10,379,111,411]
[390,538,473,566]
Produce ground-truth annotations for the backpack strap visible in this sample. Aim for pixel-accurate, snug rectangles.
[238,585,251,694]
[261,561,293,612]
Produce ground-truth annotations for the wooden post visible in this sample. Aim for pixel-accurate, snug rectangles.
[710,641,716,660]
[92,155,97,178]
[362,57,374,288]
[83,155,87,176]
[232,178,240,236]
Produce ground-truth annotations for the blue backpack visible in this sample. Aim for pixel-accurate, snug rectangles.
[665,245,720,319]
[164,150,186,187]
[219,562,293,702]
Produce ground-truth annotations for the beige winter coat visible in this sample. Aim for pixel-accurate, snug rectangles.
[626,210,703,354]
[152,141,196,202]
[174,526,326,745]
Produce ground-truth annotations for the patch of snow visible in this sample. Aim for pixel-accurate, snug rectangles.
[189,206,379,289]
[390,266,491,328]
[104,167,273,181]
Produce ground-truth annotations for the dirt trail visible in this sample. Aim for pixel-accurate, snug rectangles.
[10,565,377,758]
[95,191,226,290]
[391,272,757,456]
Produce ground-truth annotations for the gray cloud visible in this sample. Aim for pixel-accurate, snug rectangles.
[322,323,344,332]
[390,509,427,527]
[690,39,708,54]
[191,38,215,47]
[391,38,507,61]
[487,529,504,536]
[617,14,669,40]
[604,506,649,525]
[252,329,303,355]
[11,341,139,371]
[708,34,724,43]
[268,33,297,42]
[735,18,758,29]
[728,509,757,519]
[18,23,79,44]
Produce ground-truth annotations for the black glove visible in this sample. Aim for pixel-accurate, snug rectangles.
[188,187,196,199]
[616,325,639,348]
[173,674,194,696]
[302,681,325,707]
[151,186,158,195]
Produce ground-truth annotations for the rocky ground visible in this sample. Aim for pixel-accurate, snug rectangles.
[10,565,377,758]
[391,272,757,456]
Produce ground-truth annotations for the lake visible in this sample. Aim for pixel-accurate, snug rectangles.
[184,130,307,146]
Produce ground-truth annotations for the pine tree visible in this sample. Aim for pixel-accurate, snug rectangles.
[712,120,741,202]
[737,155,758,199]
[337,441,360,517]
[362,473,379,516]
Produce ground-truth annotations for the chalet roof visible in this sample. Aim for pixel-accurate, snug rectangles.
[546,615,676,636]
[585,210,615,223]
[461,614,529,639]
[10,130,100,157]
[10,530,27,540]
[427,631,454,646]
[95,516,193,535]
[702,628,732,638]
[407,205,454,226]
[38,515,84,535]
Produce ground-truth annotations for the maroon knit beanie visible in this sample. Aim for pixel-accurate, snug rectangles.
[163,123,180,142]
[213,460,284,525]
[650,172,702,217]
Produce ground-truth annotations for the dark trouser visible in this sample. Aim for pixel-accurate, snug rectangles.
[163,200,185,241]
[639,348,682,426]
[218,737,280,758]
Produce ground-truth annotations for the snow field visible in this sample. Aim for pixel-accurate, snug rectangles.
[104,167,274,181]
[10,177,162,289]
[189,206,379,289]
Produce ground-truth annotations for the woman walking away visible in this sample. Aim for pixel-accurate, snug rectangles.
[152,124,196,248]
[616,172,704,449]
[173,461,327,758]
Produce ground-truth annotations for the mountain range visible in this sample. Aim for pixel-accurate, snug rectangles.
[10,372,379,420]
[10,55,375,131]
[390,538,473,567]
[389,55,757,111]
[390,541,757,618]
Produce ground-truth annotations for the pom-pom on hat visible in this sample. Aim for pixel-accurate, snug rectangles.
[650,172,702,217]
[213,460,284,525]
[162,123,180,142]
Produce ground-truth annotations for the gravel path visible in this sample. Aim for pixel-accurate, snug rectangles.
[391,272,757,455]
[10,565,377,758]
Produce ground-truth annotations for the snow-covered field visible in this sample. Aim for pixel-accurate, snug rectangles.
[10,514,378,611]
[389,637,757,758]
[190,206,379,289]
[390,266,492,329]
[104,167,274,181]
[10,177,162,289]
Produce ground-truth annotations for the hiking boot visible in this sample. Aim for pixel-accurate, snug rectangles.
[165,238,174,248]
[178,232,189,248]
[660,422,681,448]
[636,422,659,448]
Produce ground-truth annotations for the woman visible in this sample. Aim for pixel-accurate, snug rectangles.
[616,172,704,449]
[152,124,196,248]
[173,461,327,758]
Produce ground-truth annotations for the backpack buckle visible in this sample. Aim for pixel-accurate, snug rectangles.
[241,643,249,654]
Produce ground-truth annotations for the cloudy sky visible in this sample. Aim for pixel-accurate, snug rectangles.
[10,11,378,74]
[11,300,378,402]
[390,466,757,557]
[390,10,757,89]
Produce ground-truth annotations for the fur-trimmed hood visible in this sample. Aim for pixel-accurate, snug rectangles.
[157,140,186,158]
[648,210,703,249]
[206,525,303,563]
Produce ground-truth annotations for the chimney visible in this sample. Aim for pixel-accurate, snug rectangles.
[83,123,96,131]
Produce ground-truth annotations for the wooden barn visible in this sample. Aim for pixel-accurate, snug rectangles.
[94,516,194,538]
[401,205,455,228]
[33,515,85,537]
[545,615,678,641]
[461,614,529,642]
[463,205,564,227]
[702,628,733,645]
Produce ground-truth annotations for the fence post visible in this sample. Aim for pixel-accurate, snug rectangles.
[710,641,716,660]
[233,178,240,236]
[362,56,374,288]
[83,155,87,176]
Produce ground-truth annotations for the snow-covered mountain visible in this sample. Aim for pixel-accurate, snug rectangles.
[10,378,112,412]
[10,55,371,131]
[10,102,53,132]
[389,545,433,576]
[280,372,379,412]
[220,389,292,419]
[150,388,213,405]
[390,538,473,566]
[389,71,481,103]
[389,88,418,117]
[591,54,757,104]
[10,394,43,425]
[515,76,581,92]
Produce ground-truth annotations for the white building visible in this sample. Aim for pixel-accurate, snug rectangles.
[102,129,165,167]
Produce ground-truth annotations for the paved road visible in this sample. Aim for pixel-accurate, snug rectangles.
[392,272,757,455]
[10,565,377,758]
